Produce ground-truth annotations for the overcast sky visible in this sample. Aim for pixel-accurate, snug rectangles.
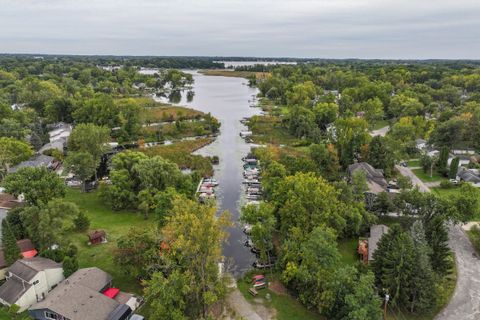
[1,0,480,59]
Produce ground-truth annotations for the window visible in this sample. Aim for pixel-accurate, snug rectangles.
[33,280,39,285]
[45,312,58,320]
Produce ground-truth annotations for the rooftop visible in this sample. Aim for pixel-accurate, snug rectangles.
[368,224,389,261]
[8,257,62,282]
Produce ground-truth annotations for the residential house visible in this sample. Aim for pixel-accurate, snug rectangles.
[0,239,38,280]
[452,148,476,156]
[0,257,64,312]
[347,162,388,194]
[358,225,389,264]
[457,168,480,187]
[29,267,141,320]
[39,123,72,154]
[8,154,57,174]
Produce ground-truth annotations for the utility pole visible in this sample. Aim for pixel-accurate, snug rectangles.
[384,293,390,320]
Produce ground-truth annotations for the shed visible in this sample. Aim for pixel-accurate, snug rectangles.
[88,230,107,245]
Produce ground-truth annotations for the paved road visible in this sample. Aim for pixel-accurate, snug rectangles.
[435,225,480,320]
[396,165,480,320]
[370,125,389,137]
[395,165,430,192]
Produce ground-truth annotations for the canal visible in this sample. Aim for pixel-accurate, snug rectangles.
[159,71,262,277]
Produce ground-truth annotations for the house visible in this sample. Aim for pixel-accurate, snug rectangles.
[358,225,389,264]
[415,139,427,151]
[8,154,56,174]
[29,267,141,320]
[88,230,107,245]
[347,162,388,194]
[0,257,64,312]
[39,123,73,154]
[448,155,471,167]
[0,239,38,280]
[457,168,480,187]
[452,148,476,156]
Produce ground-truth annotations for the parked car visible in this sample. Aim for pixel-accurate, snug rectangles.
[449,179,459,185]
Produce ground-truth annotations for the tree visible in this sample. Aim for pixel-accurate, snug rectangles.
[397,175,413,190]
[335,117,370,167]
[0,137,33,177]
[241,203,275,263]
[68,123,110,180]
[62,256,79,277]
[3,167,66,206]
[343,272,383,320]
[152,197,231,319]
[309,143,340,181]
[437,146,450,177]
[372,224,416,307]
[367,136,394,176]
[373,192,394,214]
[63,152,96,192]
[73,212,90,232]
[448,157,460,179]
[313,102,338,130]
[423,214,452,275]
[408,221,436,313]
[451,184,480,222]
[1,219,20,265]
[21,200,79,250]
[138,188,157,220]
[351,170,368,202]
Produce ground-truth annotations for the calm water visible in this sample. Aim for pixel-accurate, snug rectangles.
[155,70,261,276]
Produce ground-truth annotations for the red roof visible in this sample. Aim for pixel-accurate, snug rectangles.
[22,249,38,259]
[103,287,120,299]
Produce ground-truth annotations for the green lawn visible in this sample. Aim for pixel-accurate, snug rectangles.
[237,274,323,320]
[412,168,446,183]
[407,159,420,167]
[338,238,359,266]
[372,119,389,130]
[64,189,150,294]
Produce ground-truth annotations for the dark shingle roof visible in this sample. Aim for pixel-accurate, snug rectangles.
[8,257,61,282]
[368,224,389,261]
[0,276,31,304]
[8,154,55,173]
[348,162,388,193]
[457,168,480,183]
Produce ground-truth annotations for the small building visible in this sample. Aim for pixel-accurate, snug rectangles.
[358,225,389,264]
[29,267,141,320]
[0,257,64,312]
[88,230,107,245]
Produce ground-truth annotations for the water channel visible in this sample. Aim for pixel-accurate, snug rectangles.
[155,70,262,277]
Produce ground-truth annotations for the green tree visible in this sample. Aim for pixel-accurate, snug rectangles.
[343,272,383,320]
[1,219,20,265]
[448,157,460,179]
[62,256,79,277]
[372,224,416,307]
[241,203,276,263]
[437,146,450,177]
[0,137,33,177]
[73,212,90,232]
[313,102,338,130]
[68,123,110,180]
[309,143,340,181]
[63,152,96,192]
[351,170,368,202]
[367,136,394,176]
[3,167,66,206]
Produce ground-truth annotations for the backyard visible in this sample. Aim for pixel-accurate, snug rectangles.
[64,189,149,294]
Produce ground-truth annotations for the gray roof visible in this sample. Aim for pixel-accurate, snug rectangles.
[457,168,480,183]
[348,162,388,193]
[30,268,123,320]
[8,257,62,282]
[368,224,389,261]
[8,154,55,173]
[0,276,31,304]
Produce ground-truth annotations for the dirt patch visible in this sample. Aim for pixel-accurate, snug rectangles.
[269,280,287,295]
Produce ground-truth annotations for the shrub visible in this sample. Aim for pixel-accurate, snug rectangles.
[439,180,454,189]
[73,212,90,231]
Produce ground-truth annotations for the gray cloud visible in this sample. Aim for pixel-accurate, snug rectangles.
[0,0,479,58]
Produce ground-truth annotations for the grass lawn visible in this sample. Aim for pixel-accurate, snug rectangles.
[372,119,389,130]
[141,105,204,124]
[407,159,420,167]
[237,274,324,320]
[338,238,359,266]
[248,115,303,146]
[64,189,149,294]
[412,168,446,183]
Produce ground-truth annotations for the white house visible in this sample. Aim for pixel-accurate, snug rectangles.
[0,257,64,312]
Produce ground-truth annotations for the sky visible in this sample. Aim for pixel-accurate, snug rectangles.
[1,0,480,59]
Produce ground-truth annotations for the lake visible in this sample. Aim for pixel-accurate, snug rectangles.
[154,70,262,276]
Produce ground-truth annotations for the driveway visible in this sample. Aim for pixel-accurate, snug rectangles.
[395,165,430,192]
[396,166,480,320]
[370,125,389,137]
